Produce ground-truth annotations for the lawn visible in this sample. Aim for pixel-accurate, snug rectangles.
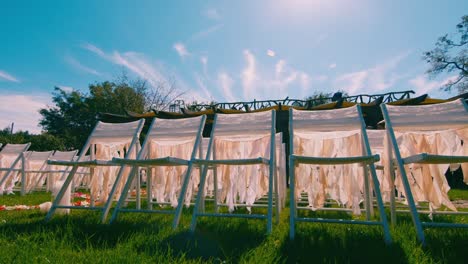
[0,190,467,263]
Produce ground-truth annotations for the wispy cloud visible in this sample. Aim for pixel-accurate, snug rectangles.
[173,42,190,58]
[408,74,458,96]
[189,24,224,42]
[65,55,101,76]
[218,72,236,102]
[194,73,213,99]
[200,56,208,75]
[83,42,175,89]
[0,70,20,82]
[57,85,74,93]
[0,94,51,133]
[329,63,337,69]
[241,50,258,100]
[333,52,410,94]
[267,50,276,57]
[81,43,105,57]
[237,50,317,100]
[202,8,221,20]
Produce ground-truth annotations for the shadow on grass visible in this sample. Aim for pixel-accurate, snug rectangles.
[281,223,406,263]
[423,227,468,264]
[156,218,268,263]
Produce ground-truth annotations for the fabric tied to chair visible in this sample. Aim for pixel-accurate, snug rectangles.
[383,128,467,212]
[90,141,136,203]
[0,155,21,194]
[294,130,365,215]
[148,138,195,208]
[213,134,271,212]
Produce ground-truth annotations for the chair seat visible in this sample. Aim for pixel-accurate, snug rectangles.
[112,156,189,166]
[402,153,468,164]
[193,157,270,165]
[291,154,380,165]
[48,159,116,167]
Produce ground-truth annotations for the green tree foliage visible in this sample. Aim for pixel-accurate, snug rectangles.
[39,78,147,150]
[423,15,468,94]
[0,128,66,151]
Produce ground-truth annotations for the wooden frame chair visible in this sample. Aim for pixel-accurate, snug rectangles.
[289,105,391,243]
[45,119,145,222]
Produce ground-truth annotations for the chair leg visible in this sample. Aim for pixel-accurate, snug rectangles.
[147,168,152,210]
[274,166,280,225]
[363,164,371,221]
[101,165,133,223]
[190,164,210,233]
[172,163,195,229]
[289,158,296,240]
[45,166,78,221]
[368,164,392,244]
[109,167,138,224]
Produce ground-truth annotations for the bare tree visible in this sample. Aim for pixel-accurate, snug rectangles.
[424,15,468,94]
[144,78,186,111]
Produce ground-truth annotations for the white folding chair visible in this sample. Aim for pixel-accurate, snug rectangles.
[0,143,31,195]
[110,115,206,228]
[381,98,468,244]
[45,119,145,222]
[190,110,278,234]
[289,105,391,243]
[19,150,53,195]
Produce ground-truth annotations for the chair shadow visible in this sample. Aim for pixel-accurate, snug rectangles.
[281,222,407,263]
[156,218,268,263]
[423,226,468,264]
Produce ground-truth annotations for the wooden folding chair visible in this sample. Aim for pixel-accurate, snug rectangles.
[45,119,145,222]
[289,105,391,243]
[190,110,279,234]
[0,143,31,195]
[381,98,468,244]
[110,115,206,228]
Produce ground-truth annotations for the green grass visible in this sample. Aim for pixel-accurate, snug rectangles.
[0,191,467,263]
[448,189,468,200]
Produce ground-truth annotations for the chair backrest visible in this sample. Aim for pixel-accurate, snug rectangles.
[0,143,30,156]
[24,151,54,162]
[383,99,468,132]
[214,111,274,137]
[289,106,368,157]
[141,115,206,160]
[209,111,276,160]
[291,106,363,132]
[76,119,145,161]
[147,115,205,140]
[52,150,78,161]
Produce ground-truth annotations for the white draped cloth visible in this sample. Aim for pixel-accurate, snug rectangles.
[294,130,365,215]
[89,140,137,203]
[382,128,467,211]
[0,154,21,194]
[148,138,195,208]
[211,135,271,212]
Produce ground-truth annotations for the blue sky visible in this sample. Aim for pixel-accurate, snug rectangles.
[0,0,467,133]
